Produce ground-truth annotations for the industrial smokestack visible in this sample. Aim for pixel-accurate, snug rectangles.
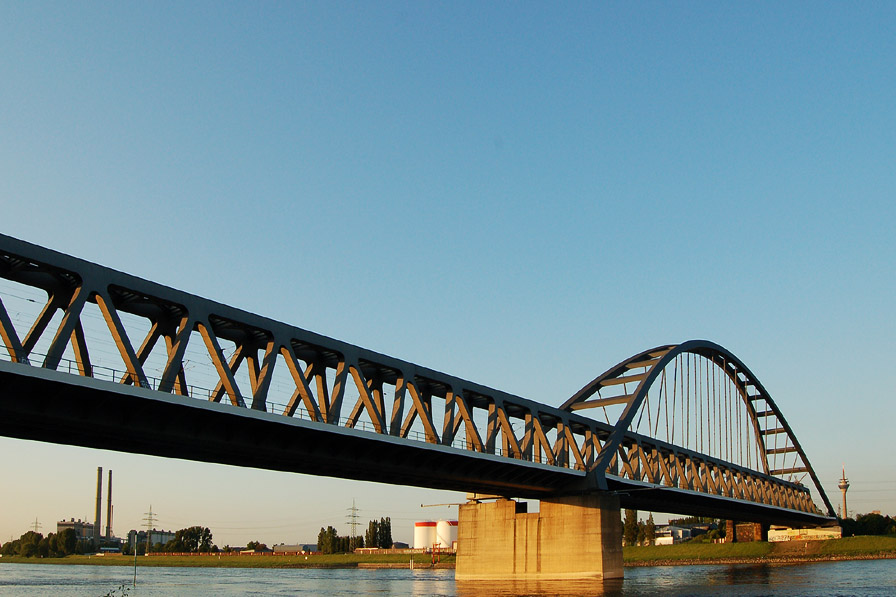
[106,469,112,539]
[95,467,103,548]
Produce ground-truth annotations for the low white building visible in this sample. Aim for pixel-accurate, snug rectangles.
[654,525,701,545]
[768,526,842,542]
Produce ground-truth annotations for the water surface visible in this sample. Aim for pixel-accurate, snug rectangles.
[0,559,893,596]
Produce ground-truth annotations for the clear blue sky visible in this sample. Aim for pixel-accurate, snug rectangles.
[1,2,894,546]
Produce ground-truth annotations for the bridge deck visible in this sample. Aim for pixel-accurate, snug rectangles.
[0,234,836,527]
[0,360,831,526]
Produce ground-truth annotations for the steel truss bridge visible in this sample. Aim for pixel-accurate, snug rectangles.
[0,234,834,526]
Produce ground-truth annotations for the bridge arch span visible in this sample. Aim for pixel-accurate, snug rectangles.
[563,340,835,517]
[0,234,835,524]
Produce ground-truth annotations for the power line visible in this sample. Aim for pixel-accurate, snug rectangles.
[346,499,361,537]
[143,506,158,552]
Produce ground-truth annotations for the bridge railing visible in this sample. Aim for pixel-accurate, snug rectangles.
[0,341,557,464]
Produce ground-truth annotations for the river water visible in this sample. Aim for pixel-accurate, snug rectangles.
[0,559,893,596]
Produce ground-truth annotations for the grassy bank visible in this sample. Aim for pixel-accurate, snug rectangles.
[814,535,896,556]
[3,537,894,569]
[624,535,896,566]
[624,541,772,563]
[0,552,453,568]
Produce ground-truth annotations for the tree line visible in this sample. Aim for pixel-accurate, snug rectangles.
[316,526,362,554]
[1,529,79,558]
[317,517,393,554]
[159,526,215,553]
[841,512,896,536]
[365,517,393,549]
[123,525,217,555]
[625,512,728,546]
[622,509,656,546]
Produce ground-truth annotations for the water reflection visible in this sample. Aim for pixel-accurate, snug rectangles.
[722,563,772,586]
[456,578,625,597]
[0,559,894,596]
[455,564,798,596]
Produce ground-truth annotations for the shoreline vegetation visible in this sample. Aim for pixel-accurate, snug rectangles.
[623,536,896,567]
[1,537,894,569]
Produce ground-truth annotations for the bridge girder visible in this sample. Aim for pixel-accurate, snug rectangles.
[0,234,835,525]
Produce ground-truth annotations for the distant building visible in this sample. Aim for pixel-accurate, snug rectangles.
[57,519,96,550]
[57,519,122,552]
[654,527,674,546]
[272,543,317,553]
[128,529,176,551]
[654,524,710,545]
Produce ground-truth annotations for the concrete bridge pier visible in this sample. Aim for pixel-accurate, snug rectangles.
[455,494,623,581]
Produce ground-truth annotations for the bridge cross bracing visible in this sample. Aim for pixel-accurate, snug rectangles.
[0,234,834,526]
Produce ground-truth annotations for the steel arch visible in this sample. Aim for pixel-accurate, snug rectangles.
[562,340,835,517]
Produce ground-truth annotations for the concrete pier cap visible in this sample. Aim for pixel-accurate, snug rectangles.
[455,493,623,581]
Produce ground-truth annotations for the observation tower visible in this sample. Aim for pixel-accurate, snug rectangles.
[837,467,850,518]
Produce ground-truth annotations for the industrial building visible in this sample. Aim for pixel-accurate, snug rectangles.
[55,519,95,550]
[127,529,176,552]
[57,466,122,552]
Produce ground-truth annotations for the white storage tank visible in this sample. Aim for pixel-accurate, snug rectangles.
[414,521,437,549]
[436,520,458,549]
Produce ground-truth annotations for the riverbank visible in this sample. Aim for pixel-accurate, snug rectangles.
[2,536,894,569]
[623,535,896,567]
[0,552,455,569]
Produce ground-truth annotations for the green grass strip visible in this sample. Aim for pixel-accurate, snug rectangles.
[624,541,772,563]
[0,552,453,568]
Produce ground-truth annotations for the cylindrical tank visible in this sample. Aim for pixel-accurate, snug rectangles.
[435,520,458,549]
[414,521,437,549]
